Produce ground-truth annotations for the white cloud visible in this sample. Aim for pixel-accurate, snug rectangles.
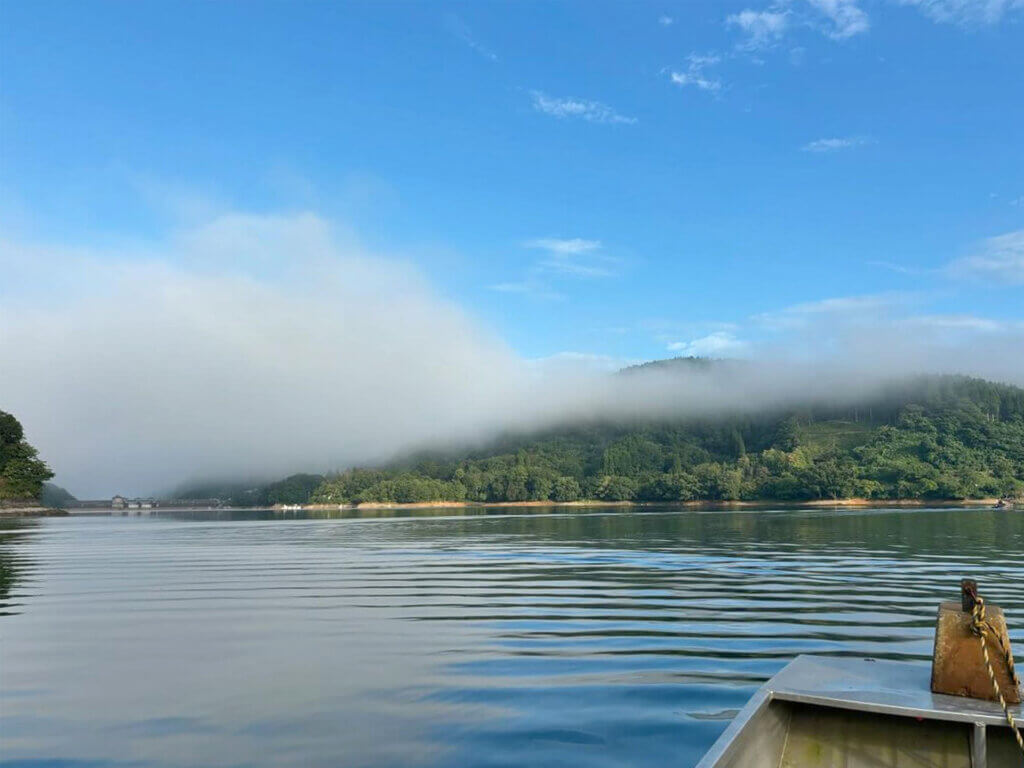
[807,0,870,37]
[668,331,750,357]
[0,213,546,496]
[525,237,601,255]
[947,229,1024,284]
[530,91,637,124]
[725,0,867,46]
[525,237,619,278]
[736,293,1024,387]
[5,212,1024,499]
[658,15,674,25]
[755,294,907,330]
[896,0,1024,24]
[776,294,903,314]
[539,260,615,278]
[489,238,616,301]
[802,136,873,152]
[904,314,1012,332]
[446,15,498,62]
[668,54,723,92]
[488,280,564,300]
[868,259,924,275]
[725,0,1019,46]
[727,9,790,48]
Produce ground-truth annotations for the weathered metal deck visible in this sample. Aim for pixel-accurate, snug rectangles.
[696,655,1024,768]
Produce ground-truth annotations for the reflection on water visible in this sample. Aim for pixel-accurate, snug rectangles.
[1,507,1022,767]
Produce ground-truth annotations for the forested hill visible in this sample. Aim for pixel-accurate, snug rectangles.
[0,410,54,503]
[303,372,1024,505]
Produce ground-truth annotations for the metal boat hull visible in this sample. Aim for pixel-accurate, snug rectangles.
[696,656,1022,768]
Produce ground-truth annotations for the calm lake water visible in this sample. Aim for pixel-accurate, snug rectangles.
[2,506,1023,767]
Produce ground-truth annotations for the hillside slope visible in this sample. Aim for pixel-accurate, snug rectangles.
[306,372,1024,505]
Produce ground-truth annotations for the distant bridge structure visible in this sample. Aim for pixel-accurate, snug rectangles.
[70,496,225,511]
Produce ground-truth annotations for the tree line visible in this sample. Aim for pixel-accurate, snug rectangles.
[0,410,53,502]
[307,375,1024,505]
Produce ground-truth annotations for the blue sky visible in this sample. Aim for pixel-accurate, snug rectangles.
[2,0,1023,364]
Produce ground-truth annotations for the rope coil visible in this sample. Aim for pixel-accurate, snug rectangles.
[969,591,1024,757]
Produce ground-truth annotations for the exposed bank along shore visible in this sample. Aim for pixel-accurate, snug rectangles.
[292,497,1013,512]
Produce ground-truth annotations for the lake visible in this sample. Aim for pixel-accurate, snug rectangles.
[2,506,1022,767]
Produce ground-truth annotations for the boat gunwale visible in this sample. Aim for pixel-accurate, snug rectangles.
[694,655,1024,767]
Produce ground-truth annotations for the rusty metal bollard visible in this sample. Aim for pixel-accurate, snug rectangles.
[930,579,1021,704]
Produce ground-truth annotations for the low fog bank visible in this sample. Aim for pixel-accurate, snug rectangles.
[2,212,1023,497]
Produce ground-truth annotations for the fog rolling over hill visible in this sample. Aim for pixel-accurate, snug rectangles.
[177,370,1024,507]
[4,212,1024,499]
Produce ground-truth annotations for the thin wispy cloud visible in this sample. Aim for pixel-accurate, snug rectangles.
[658,15,674,26]
[896,0,1024,25]
[538,260,615,278]
[867,259,929,275]
[807,0,870,38]
[6,212,1024,496]
[530,91,637,125]
[776,294,907,314]
[726,0,1016,47]
[755,293,909,330]
[725,0,867,48]
[446,15,498,62]
[946,229,1024,284]
[668,54,723,92]
[491,238,619,301]
[525,237,601,255]
[489,280,564,301]
[904,314,1014,332]
[647,294,1024,392]
[668,331,750,357]
[526,238,620,278]
[727,9,790,48]
[802,136,873,152]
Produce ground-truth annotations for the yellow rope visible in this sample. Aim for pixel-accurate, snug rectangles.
[970,593,1024,756]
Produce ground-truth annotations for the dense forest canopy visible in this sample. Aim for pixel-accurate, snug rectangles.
[303,372,1024,505]
[165,368,1024,507]
[0,410,53,502]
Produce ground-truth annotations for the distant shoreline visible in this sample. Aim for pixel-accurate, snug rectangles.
[294,497,1012,512]
[4,498,1012,518]
[0,505,68,517]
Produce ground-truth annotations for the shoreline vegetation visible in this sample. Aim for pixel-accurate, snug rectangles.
[297,373,1024,510]
[0,409,55,515]
[8,365,1024,517]
[292,497,1014,511]
[0,504,67,517]
[165,370,1024,514]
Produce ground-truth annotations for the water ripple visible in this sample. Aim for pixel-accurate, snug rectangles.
[1,507,1022,768]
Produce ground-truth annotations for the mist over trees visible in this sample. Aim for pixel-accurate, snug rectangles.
[40,483,77,508]
[306,375,1024,505]
[0,410,53,502]
[173,473,326,508]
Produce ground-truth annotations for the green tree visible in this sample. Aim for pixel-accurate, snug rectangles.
[0,411,53,502]
[774,417,800,451]
[550,476,582,502]
[595,475,637,501]
[298,374,1024,507]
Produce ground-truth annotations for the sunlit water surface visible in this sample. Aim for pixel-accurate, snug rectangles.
[2,507,1022,768]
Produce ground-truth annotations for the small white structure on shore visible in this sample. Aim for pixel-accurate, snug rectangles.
[111,495,155,511]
